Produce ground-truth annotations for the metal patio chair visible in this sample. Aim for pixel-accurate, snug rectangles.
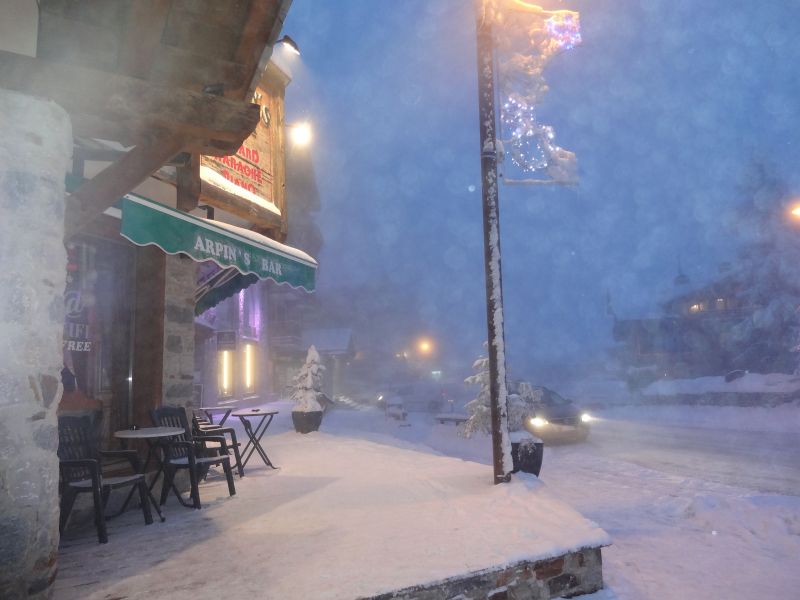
[150,406,236,509]
[58,415,153,544]
[192,411,244,477]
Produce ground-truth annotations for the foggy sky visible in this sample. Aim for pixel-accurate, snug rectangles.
[282,0,800,379]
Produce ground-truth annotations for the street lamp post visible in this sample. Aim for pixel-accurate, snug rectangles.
[475,0,513,484]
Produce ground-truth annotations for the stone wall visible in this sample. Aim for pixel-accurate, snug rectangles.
[0,90,71,599]
[162,255,197,410]
[363,547,604,600]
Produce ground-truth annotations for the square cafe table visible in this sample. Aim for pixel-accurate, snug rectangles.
[232,408,279,469]
[200,405,235,426]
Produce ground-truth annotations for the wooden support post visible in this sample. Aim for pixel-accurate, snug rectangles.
[176,153,201,212]
[65,134,186,235]
[131,246,166,427]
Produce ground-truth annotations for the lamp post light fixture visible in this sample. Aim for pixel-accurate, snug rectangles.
[475,0,513,484]
[474,0,581,485]
[276,35,301,56]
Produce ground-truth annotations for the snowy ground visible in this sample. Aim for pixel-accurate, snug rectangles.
[54,400,800,599]
[54,403,607,600]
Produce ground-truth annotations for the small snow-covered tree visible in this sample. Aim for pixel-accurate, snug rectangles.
[461,353,491,437]
[461,347,528,437]
[290,345,325,412]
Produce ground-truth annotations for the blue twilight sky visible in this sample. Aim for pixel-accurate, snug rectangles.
[281,0,800,378]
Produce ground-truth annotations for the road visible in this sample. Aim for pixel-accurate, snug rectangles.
[581,417,800,496]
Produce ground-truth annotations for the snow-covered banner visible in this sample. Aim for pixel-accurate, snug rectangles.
[494,0,581,184]
[120,195,316,292]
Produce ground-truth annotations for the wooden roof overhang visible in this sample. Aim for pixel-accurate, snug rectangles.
[1,0,292,237]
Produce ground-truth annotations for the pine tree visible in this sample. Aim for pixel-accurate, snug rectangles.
[726,161,800,373]
[290,345,325,412]
[461,353,491,437]
[461,346,530,437]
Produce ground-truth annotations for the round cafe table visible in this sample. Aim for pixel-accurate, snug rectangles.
[114,427,184,521]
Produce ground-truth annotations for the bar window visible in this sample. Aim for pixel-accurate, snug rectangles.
[218,350,233,398]
[242,343,257,396]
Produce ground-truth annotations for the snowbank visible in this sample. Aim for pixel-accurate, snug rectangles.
[643,372,800,396]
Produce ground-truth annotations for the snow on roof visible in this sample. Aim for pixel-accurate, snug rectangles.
[302,328,354,354]
[200,165,282,216]
[200,216,317,267]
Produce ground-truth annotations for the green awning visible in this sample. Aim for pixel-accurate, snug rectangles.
[120,195,316,293]
[194,263,258,316]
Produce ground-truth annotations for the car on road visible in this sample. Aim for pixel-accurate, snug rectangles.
[512,383,592,443]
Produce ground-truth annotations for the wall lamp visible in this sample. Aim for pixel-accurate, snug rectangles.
[277,35,300,56]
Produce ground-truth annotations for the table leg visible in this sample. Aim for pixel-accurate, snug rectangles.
[144,440,167,521]
[113,440,165,522]
[239,414,277,469]
[203,409,231,426]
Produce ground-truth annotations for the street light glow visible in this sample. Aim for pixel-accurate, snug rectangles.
[417,338,433,355]
[289,122,312,147]
[790,204,800,218]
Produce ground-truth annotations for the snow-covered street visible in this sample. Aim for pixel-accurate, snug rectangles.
[320,402,800,599]
[582,413,800,497]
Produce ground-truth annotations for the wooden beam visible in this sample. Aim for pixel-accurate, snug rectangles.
[176,153,201,212]
[0,50,260,145]
[66,134,186,235]
[74,143,191,167]
[228,0,281,98]
[149,44,249,91]
[234,1,278,67]
[117,0,173,79]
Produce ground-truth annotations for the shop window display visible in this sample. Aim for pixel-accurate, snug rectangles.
[59,237,135,438]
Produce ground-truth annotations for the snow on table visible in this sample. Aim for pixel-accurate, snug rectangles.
[55,410,608,600]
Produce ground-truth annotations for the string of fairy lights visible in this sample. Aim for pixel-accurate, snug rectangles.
[494,3,581,181]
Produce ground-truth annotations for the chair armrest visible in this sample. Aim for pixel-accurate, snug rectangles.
[164,439,198,462]
[99,449,141,473]
[199,425,235,435]
[193,434,229,456]
[59,458,101,486]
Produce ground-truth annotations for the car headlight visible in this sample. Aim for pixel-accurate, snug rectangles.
[529,416,549,428]
[580,413,592,423]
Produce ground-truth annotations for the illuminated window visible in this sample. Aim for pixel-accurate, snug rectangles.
[218,350,233,397]
[242,343,257,396]
[716,297,726,310]
[689,303,704,314]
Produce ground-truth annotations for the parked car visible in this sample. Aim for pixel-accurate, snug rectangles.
[512,383,592,443]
